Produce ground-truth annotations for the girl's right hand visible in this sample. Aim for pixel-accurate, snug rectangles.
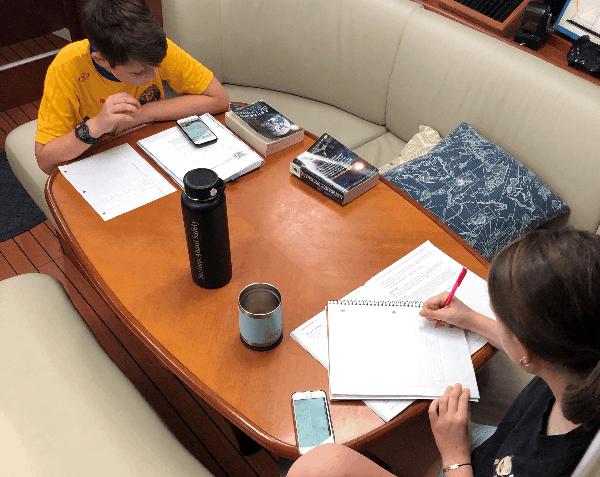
[419,293,474,329]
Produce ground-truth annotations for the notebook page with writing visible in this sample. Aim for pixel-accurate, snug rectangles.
[365,241,495,353]
[327,302,479,401]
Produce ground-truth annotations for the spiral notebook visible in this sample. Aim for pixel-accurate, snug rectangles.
[326,299,479,401]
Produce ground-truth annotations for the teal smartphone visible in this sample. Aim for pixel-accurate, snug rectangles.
[177,115,218,147]
[291,390,334,455]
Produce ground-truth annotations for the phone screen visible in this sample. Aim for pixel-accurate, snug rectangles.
[178,117,216,145]
[293,395,333,449]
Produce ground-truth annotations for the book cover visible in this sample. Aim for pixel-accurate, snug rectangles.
[231,101,301,140]
[290,133,379,204]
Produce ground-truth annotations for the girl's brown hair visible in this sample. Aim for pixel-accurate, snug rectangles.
[488,229,600,425]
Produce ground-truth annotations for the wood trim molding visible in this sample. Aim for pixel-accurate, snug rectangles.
[0,55,56,111]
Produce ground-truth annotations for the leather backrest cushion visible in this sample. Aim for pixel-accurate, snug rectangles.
[219,0,421,125]
[386,8,600,231]
[162,0,224,81]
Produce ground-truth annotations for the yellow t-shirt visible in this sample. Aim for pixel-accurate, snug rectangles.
[35,38,214,144]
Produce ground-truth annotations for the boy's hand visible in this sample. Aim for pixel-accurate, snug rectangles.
[429,384,471,467]
[88,93,141,137]
[110,114,146,136]
[419,293,473,329]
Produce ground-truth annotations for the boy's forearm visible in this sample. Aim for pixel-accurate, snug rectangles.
[138,93,229,124]
[35,114,118,173]
[35,132,93,174]
[36,89,229,173]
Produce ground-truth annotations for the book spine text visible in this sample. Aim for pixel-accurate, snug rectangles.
[291,161,345,204]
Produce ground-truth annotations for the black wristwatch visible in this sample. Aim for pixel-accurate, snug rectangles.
[74,116,100,144]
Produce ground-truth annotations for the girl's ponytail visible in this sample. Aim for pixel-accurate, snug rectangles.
[564,358,600,425]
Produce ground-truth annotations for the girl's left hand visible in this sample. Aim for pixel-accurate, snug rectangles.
[429,383,472,467]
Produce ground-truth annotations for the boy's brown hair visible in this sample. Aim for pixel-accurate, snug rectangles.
[82,0,167,68]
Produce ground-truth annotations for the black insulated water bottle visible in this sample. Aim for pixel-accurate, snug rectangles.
[181,168,232,289]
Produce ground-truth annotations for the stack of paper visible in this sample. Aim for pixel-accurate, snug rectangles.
[291,241,495,421]
[137,113,264,186]
[327,301,479,401]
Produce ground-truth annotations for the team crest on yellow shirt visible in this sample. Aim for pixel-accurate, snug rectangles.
[140,85,161,105]
[493,456,513,476]
[79,72,89,82]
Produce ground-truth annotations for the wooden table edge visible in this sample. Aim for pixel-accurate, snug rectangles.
[44,121,496,459]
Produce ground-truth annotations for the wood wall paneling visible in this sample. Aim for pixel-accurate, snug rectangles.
[0,0,84,47]
[0,55,56,112]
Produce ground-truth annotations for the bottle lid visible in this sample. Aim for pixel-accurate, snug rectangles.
[183,168,225,201]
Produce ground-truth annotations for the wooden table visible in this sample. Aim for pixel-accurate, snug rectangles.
[46,114,493,467]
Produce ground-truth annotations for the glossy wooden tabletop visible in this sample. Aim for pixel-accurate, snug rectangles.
[46,115,492,459]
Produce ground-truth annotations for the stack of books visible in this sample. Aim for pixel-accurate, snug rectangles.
[225,101,304,156]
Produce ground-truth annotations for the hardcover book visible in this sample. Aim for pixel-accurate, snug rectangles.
[290,133,379,205]
[225,101,304,156]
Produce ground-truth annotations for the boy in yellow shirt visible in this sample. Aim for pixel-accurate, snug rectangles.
[35,0,229,174]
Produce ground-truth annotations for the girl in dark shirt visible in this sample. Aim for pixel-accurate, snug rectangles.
[287,229,600,477]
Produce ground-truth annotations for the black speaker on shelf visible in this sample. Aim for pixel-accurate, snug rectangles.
[514,2,552,50]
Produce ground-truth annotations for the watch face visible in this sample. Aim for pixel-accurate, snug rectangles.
[75,118,98,144]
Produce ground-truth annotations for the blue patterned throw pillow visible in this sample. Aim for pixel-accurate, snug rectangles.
[383,123,570,261]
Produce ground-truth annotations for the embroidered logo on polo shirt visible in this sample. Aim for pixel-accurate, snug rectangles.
[139,85,161,105]
[493,455,513,476]
[79,72,89,82]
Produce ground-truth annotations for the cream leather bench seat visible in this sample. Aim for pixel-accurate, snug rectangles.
[0,273,214,477]
[5,120,54,226]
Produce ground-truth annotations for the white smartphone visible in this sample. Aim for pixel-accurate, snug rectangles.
[291,390,334,455]
[176,115,218,147]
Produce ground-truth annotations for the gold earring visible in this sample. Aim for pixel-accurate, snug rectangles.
[519,357,531,367]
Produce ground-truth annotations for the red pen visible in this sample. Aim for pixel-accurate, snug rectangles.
[435,267,467,328]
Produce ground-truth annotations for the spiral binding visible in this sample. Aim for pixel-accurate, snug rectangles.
[327,299,424,308]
